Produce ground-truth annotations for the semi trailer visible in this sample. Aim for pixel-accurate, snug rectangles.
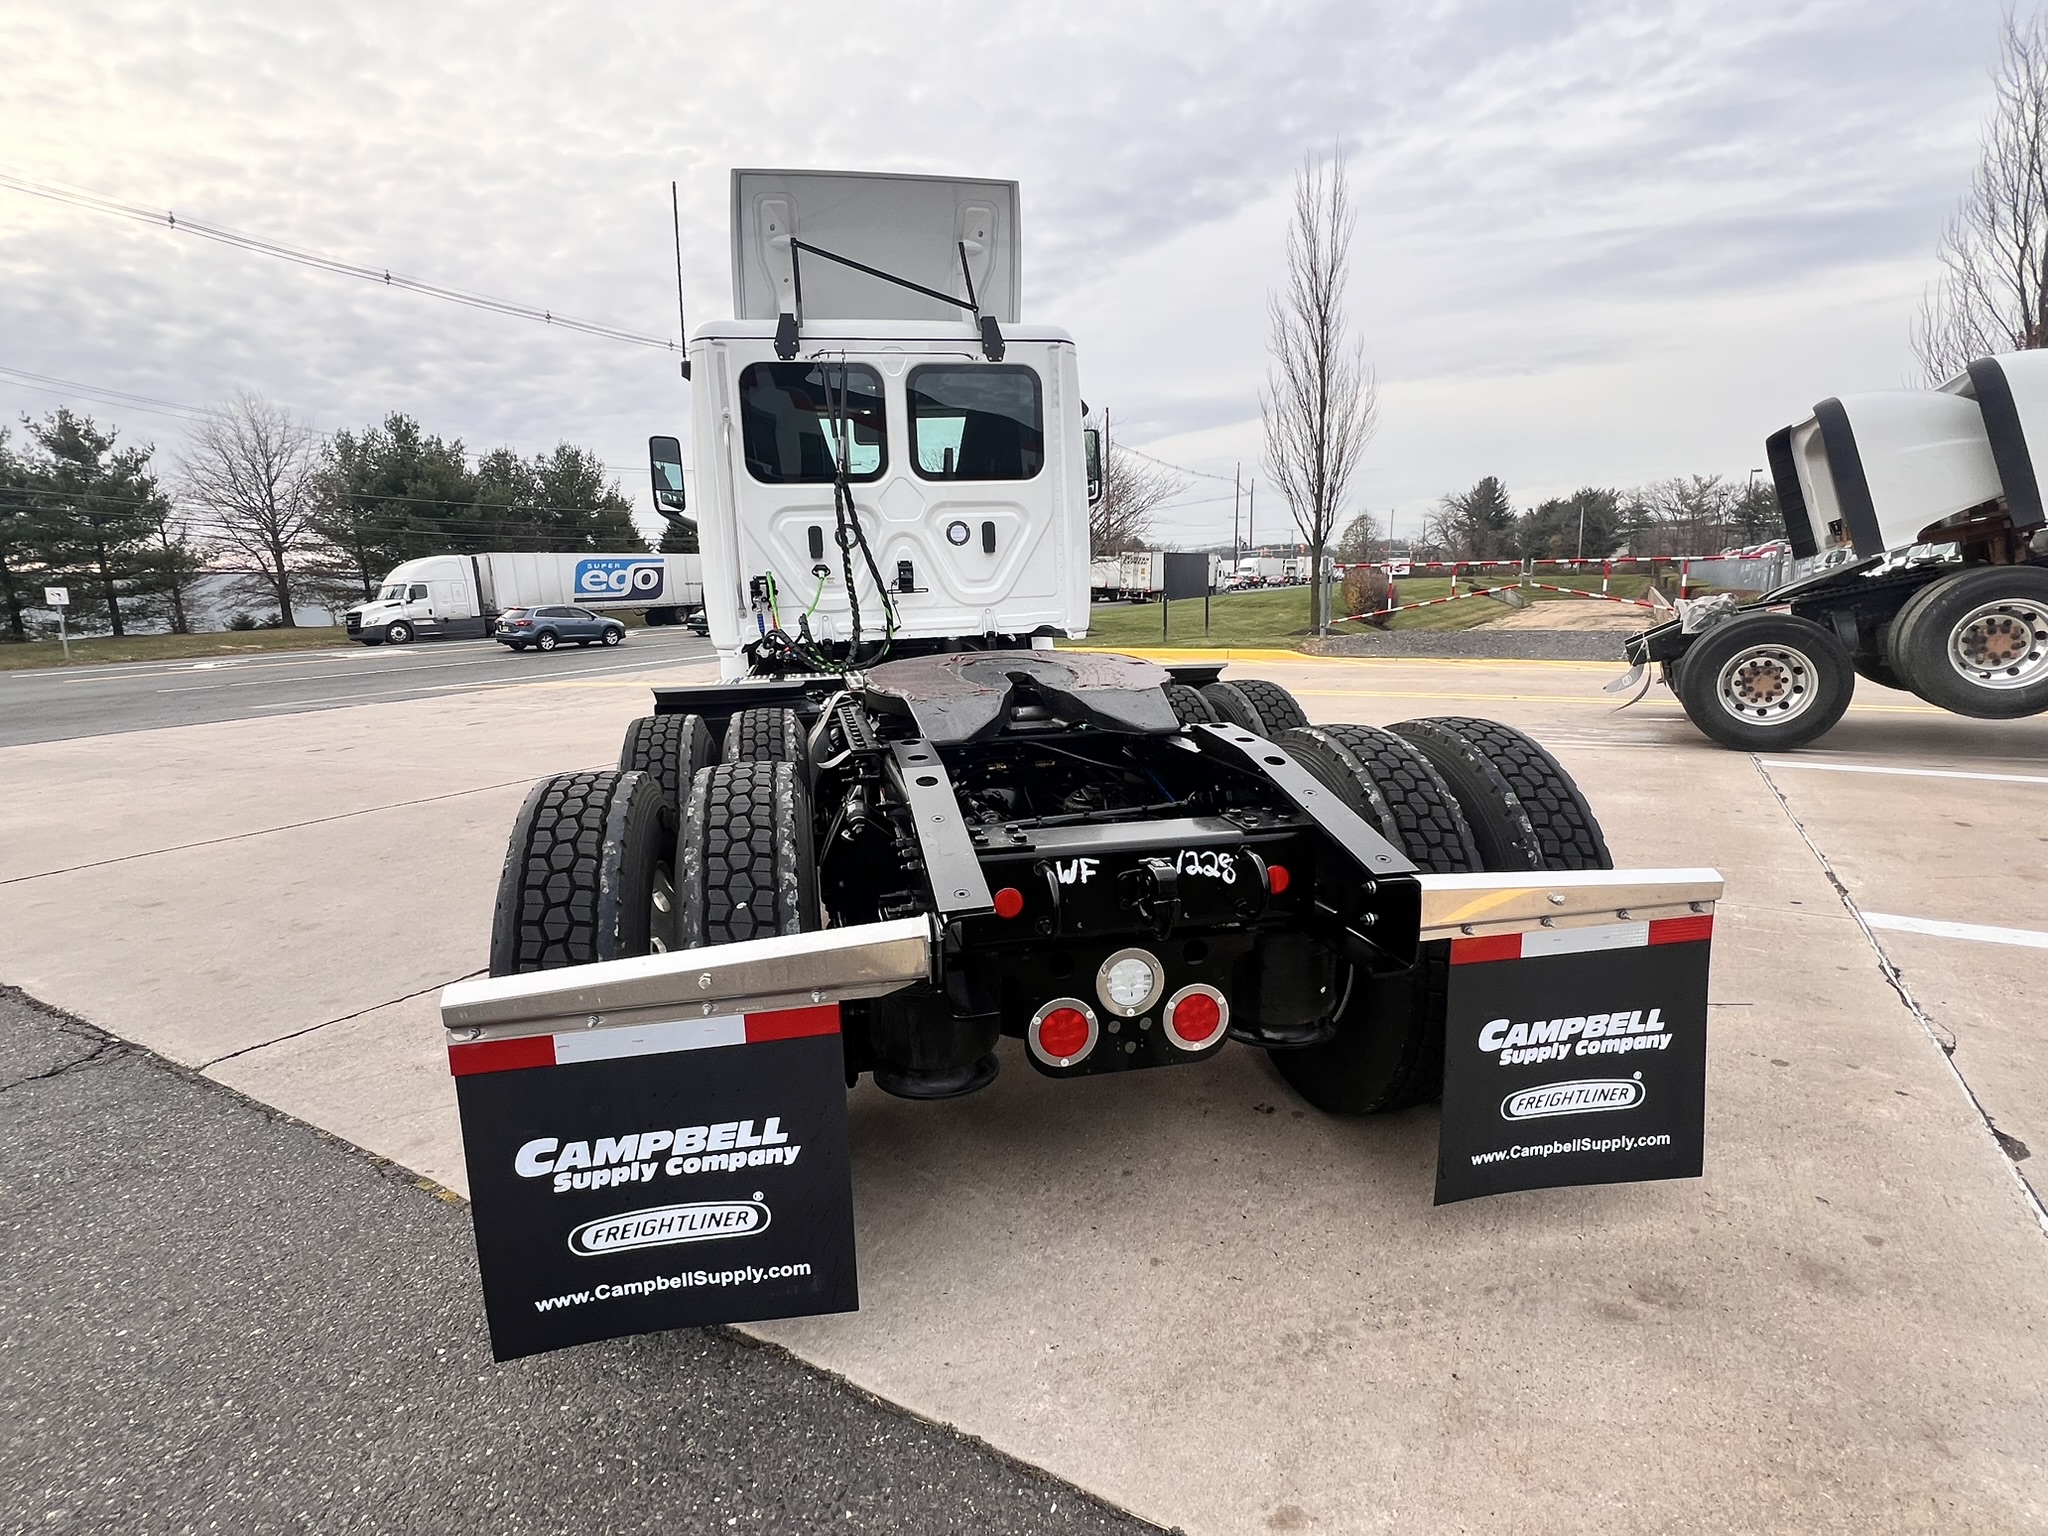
[341,550,704,645]
[1091,550,1223,602]
[1623,351,2048,749]
[439,171,1721,1350]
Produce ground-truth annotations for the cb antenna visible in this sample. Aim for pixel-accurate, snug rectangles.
[671,180,691,380]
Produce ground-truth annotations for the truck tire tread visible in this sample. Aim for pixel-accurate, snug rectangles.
[1199,679,1305,736]
[724,706,805,764]
[619,713,714,817]
[489,770,664,975]
[1166,682,1220,724]
[1228,678,1309,732]
[677,761,818,947]
[1388,717,1612,870]
[1269,724,1479,1114]
[1289,722,1483,873]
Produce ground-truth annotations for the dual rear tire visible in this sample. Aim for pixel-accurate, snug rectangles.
[1675,566,2048,749]
[1270,714,1611,1115]
[489,712,819,975]
[1883,565,2048,719]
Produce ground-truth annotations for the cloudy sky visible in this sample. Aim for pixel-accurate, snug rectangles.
[0,0,2017,548]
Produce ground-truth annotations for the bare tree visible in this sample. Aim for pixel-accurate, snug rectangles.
[179,391,321,626]
[1090,415,1187,555]
[1916,11,2048,381]
[1261,148,1379,633]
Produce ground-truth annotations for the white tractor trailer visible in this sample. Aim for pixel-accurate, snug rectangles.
[1626,352,2048,748]
[341,550,704,645]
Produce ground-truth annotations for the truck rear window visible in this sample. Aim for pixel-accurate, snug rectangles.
[738,363,886,483]
[908,365,1043,481]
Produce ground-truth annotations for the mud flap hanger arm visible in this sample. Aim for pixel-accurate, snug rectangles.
[1416,868,1724,940]
[777,238,1004,362]
[441,917,938,1047]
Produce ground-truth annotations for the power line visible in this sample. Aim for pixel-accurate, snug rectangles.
[0,168,682,353]
[0,365,656,480]
[0,483,642,521]
[1119,443,1239,483]
[0,366,210,421]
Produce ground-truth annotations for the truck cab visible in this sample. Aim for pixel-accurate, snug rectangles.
[689,321,1091,676]
[681,170,1095,680]
[342,555,478,645]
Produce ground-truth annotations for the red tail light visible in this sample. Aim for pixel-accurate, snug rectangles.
[992,886,1025,919]
[1266,863,1290,894]
[1028,998,1099,1068]
[1163,984,1229,1052]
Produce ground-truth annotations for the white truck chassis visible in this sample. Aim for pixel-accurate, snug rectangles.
[1625,350,2048,748]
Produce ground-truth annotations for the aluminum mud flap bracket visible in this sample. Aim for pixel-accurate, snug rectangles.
[438,918,932,1360]
[1419,867,1724,1205]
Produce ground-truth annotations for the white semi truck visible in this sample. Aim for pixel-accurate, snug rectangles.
[340,551,704,645]
[448,169,1717,1119]
[1625,352,2048,748]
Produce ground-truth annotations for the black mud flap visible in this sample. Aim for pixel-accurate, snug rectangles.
[449,1005,859,1360]
[1434,915,1710,1204]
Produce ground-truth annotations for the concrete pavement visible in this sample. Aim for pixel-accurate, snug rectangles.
[4,649,2045,1532]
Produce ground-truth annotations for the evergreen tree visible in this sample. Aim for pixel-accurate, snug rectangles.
[1515,487,1623,560]
[19,409,165,637]
[0,427,40,641]
[310,414,477,598]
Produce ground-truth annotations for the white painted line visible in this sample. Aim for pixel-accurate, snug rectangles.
[1863,913,2048,950]
[1760,759,2048,786]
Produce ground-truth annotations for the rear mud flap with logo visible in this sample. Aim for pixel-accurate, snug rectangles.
[1433,915,1712,1205]
[448,1005,859,1360]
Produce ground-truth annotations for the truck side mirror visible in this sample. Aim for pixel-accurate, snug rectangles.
[649,436,689,519]
[1084,428,1104,506]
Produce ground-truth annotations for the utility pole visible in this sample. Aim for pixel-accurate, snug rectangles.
[1248,479,1255,561]
[1232,463,1241,561]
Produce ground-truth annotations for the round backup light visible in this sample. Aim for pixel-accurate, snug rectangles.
[1095,947,1166,1017]
[993,886,1025,919]
[1029,998,1100,1067]
[1163,984,1229,1051]
[1266,863,1291,895]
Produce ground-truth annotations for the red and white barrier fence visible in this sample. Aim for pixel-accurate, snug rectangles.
[1334,550,1785,626]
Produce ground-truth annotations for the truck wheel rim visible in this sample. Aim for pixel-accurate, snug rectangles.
[1714,643,1817,724]
[1948,598,2048,689]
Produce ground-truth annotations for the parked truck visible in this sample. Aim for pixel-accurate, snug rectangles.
[1624,352,2048,748]
[1091,551,1222,602]
[443,167,1720,1136]
[341,551,704,645]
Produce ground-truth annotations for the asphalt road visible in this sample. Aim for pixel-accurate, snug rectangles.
[0,988,1158,1536]
[0,629,717,747]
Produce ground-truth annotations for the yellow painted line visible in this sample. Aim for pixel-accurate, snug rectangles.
[1292,690,1683,707]
[1065,645,1317,664]
[1290,687,1944,716]
[1067,646,1623,671]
